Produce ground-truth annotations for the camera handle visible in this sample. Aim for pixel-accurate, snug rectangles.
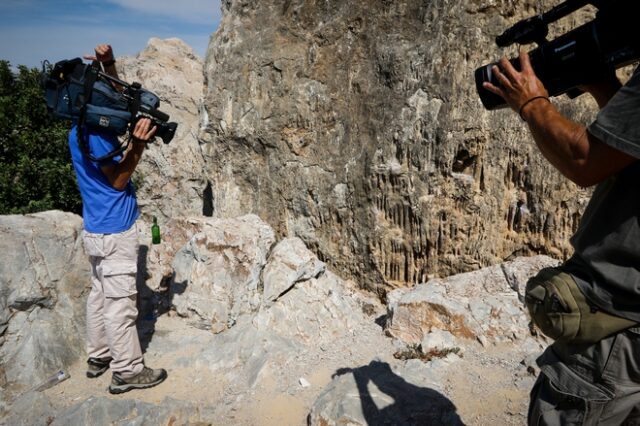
[496,0,593,47]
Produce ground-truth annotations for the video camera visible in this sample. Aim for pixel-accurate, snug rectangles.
[43,58,178,161]
[475,0,640,110]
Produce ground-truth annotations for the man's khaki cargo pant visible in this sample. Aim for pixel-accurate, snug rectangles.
[82,225,144,378]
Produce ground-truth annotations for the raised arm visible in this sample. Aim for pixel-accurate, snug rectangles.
[482,51,636,187]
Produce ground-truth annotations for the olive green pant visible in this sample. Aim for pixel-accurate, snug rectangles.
[525,268,640,425]
[529,328,640,425]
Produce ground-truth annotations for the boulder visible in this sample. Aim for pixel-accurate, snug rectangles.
[0,211,88,395]
[171,214,276,333]
[385,255,559,344]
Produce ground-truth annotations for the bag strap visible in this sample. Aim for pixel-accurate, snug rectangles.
[77,63,130,163]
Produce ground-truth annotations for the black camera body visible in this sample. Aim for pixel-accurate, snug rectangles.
[475,0,640,110]
[128,81,178,144]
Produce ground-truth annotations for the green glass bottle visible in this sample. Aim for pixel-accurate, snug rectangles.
[151,216,161,244]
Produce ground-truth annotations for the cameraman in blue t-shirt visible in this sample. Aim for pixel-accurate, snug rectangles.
[69,44,167,394]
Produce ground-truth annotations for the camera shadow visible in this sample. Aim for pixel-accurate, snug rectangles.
[329,360,465,426]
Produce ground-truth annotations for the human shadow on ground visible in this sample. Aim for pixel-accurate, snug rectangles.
[135,244,186,353]
[332,360,466,426]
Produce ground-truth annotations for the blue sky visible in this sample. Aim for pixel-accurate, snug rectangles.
[0,0,222,69]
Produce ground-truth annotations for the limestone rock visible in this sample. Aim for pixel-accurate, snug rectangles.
[117,38,208,221]
[0,209,545,425]
[309,360,464,426]
[1,391,54,426]
[385,255,559,344]
[253,269,365,345]
[261,237,326,306]
[50,396,217,425]
[171,214,276,332]
[201,0,595,295]
[420,329,460,355]
[0,211,88,394]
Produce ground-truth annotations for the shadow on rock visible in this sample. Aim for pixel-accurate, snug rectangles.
[333,360,465,426]
[136,245,186,353]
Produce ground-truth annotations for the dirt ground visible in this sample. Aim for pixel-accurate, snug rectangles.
[43,313,541,425]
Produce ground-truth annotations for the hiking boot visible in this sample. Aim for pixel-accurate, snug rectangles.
[86,357,112,378]
[108,366,167,394]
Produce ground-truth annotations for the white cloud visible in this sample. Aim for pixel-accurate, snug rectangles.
[105,0,222,25]
[1,23,210,69]
[0,0,221,68]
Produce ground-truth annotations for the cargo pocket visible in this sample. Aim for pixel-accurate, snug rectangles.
[82,231,105,258]
[524,268,636,344]
[525,268,581,342]
[102,260,137,297]
[600,326,640,386]
[530,368,610,426]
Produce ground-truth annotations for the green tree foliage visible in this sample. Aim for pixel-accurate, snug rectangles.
[0,60,82,215]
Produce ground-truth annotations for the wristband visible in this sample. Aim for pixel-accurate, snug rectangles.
[101,59,116,67]
[519,96,550,121]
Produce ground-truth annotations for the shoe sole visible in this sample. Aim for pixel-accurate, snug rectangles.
[86,368,108,379]
[108,370,167,394]
[87,358,112,379]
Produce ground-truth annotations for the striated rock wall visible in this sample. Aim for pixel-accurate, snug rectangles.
[201,0,597,294]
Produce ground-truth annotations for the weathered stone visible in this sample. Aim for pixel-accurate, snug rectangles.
[261,237,326,306]
[171,214,276,332]
[0,212,87,393]
[385,255,559,344]
[253,270,365,345]
[201,0,595,295]
[194,319,303,388]
[2,391,54,426]
[50,396,217,426]
[309,360,464,426]
[117,38,208,222]
[420,329,461,355]
[0,207,545,425]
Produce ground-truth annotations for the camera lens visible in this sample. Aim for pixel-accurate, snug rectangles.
[474,64,508,110]
[156,122,177,144]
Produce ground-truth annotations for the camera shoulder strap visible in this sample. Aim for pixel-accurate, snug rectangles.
[76,64,129,163]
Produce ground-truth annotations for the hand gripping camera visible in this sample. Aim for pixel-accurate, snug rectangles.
[475,0,640,110]
[43,58,178,161]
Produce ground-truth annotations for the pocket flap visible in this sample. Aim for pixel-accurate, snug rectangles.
[82,232,104,258]
[539,357,613,402]
[102,260,137,277]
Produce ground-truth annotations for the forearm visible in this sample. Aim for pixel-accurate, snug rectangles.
[521,100,591,185]
[522,99,636,187]
[102,61,119,80]
[101,118,156,190]
[483,51,635,187]
[105,142,145,191]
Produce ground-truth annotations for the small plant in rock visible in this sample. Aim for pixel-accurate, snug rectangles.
[393,343,461,362]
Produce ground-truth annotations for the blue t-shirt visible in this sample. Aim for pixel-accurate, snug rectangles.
[68,125,139,233]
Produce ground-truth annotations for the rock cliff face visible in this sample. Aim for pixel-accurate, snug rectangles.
[118,38,208,221]
[201,0,596,294]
